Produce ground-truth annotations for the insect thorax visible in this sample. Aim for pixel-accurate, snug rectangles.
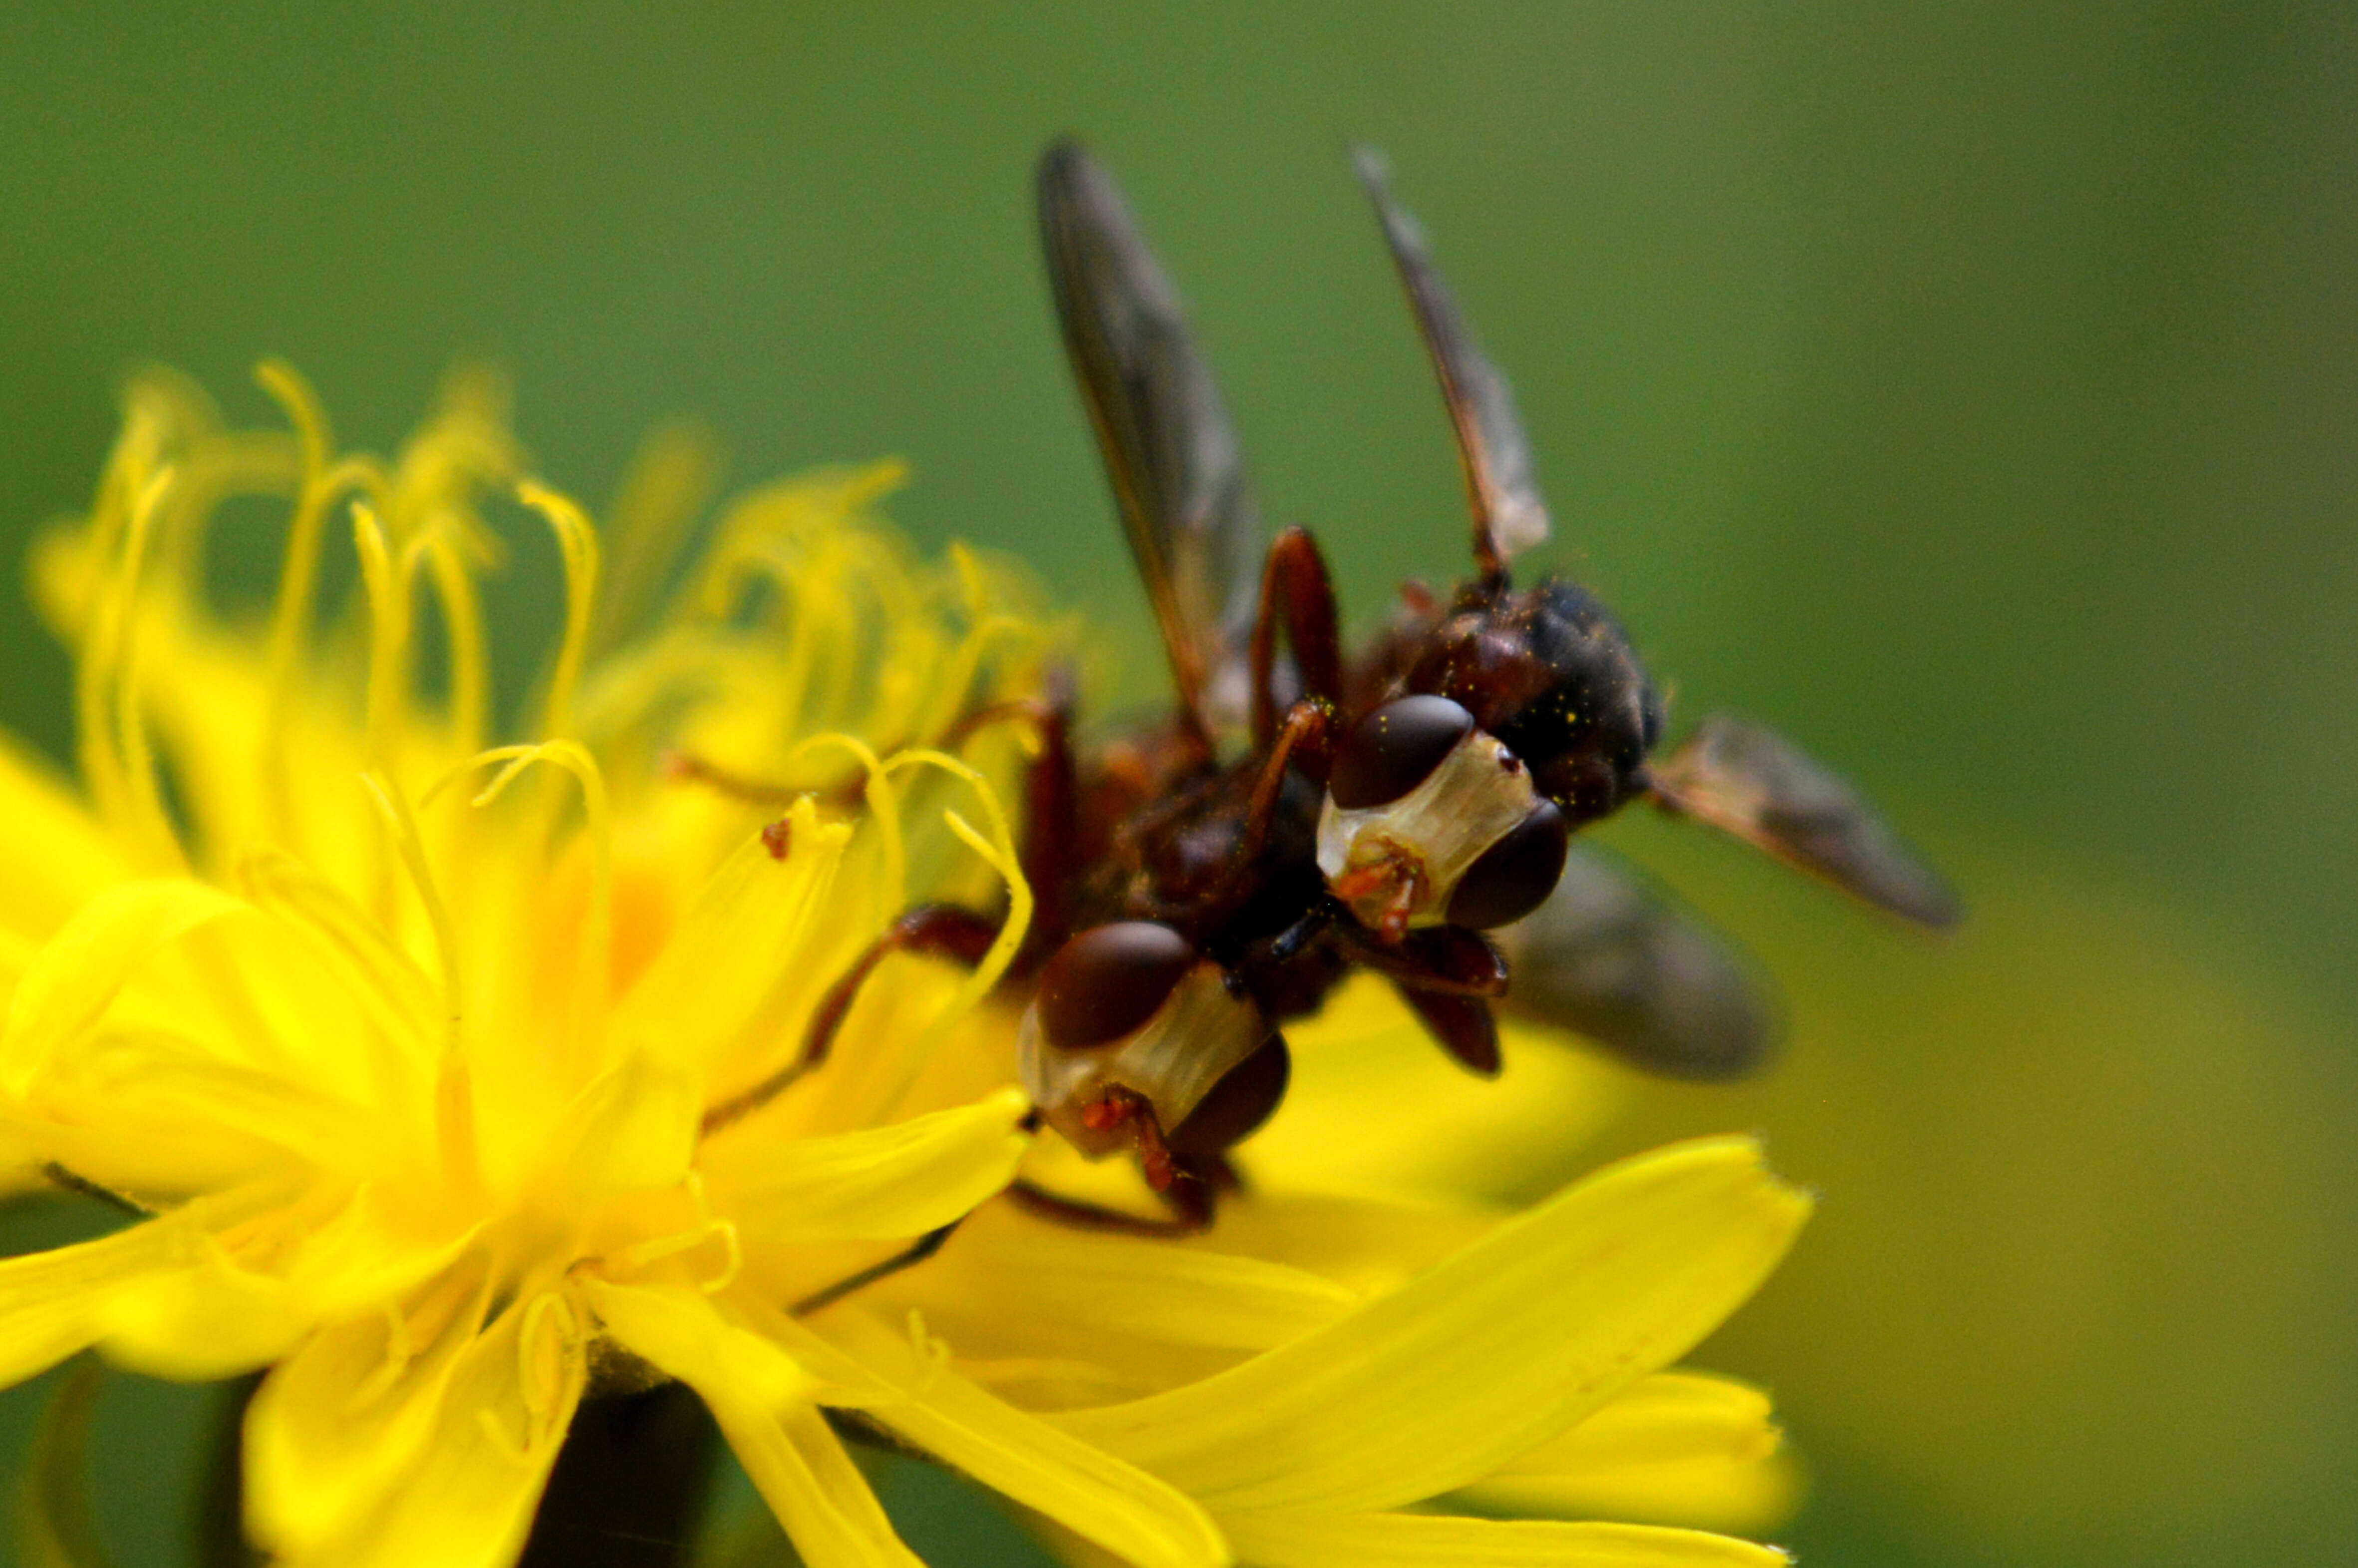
[1405,576,1663,825]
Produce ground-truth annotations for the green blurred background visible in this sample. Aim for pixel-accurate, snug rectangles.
[1,3,2352,1565]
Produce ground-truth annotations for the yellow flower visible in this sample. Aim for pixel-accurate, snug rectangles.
[0,365,1813,1568]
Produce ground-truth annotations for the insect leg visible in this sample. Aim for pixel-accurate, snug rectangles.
[1248,525,1344,751]
[790,1220,966,1316]
[1331,921,1509,996]
[1015,691,1081,971]
[1008,1173,1214,1237]
[1225,699,1335,891]
[700,904,1003,1136]
[1389,982,1502,1076]
[923,671,1084,970]
[665,752,866,811]
[1329,923,1508,1073]
[673,674,1071,820]
[1008,1084,1218,1235]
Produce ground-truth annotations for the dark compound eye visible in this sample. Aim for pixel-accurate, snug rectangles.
[1035,922,1197,1050]
[1329,695,1476,809]
[1446,799,1570,930]
[1168,1034,1291,1156]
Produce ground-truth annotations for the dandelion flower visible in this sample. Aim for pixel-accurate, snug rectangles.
[0,366,1813,1568]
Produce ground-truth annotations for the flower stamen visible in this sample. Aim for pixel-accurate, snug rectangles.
[517,481,601,742]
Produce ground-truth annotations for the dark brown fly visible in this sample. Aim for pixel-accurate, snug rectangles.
[705,140,1957,1254]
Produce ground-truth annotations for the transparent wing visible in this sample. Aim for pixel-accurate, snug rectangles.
[1649,715,1961,929]
[1354,146,1550,578]
[1038,139,1263,739]
[1495,846,1774,1082]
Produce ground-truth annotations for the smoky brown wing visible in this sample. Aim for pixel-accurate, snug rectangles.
[1649,714,1962,929]
[1353,146,1550,576]
[1495,846,1774,1082]
[1038,139,1263,737]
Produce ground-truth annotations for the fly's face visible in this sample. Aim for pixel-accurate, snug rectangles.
[1315,694,1568,941]
[1016,922,1288,1167]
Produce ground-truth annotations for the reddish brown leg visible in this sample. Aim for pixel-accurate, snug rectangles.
[1249,526,1344,753]
[1332,922,1506,1073]
[1333,922,1508,996]
[666,753,865,811]
[1390,982,1502,1076]
[1006,1085,1217,1235]
[1008,1173,1214,1237]
[1010,682,1082,974]
[673,680,1067,821]
[700,904,1002,1136]
[1224,699,1334,891]
[791,1220,965,1315]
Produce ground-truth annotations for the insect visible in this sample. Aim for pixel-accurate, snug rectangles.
[710,140,1956,1248]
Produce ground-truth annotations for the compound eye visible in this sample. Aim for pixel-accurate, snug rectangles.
[1168,1034,1291,1157]
[1329,695,1476,809]
[1446,799,1570,930]
[1036,922,1197,1050]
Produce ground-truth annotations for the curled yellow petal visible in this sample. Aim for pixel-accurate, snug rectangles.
[1053,1137,1810,1516]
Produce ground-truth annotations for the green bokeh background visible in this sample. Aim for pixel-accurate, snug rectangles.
[1,4,2352,1565]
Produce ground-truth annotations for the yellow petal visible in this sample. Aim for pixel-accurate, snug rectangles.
[1222,1511,1788,1568]
[587,1282,914,1568]
[91,1240,314,1380]
[0,741,135,952]
[704,1090,1032,1243]
[1453,1372,1794,1533]
[1052,1138,1810,1515]
[0,1213,204,1386]
[280,1288,587,1568]
[587,1281,815,1415]
[233,846,439,1068]
[736,1403,922,1568]
[854,1201,1360,1403]
[534,1054,701,1202]
[0,1182,439,1387]
[815,1307,1230,1568]
[1184,1190,1495,1299]
[0,880,244,1096]
[1249,974,1636,1204]
[245,1257,492,1557]
[1461,1453,1803,1538]
[613,810,851,1084]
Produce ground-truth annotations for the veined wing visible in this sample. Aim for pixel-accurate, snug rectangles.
[1649,714,1961,929]
[1495,845,1774,1082]
[1354,146,1550,581]
[1038,139,1263,744]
